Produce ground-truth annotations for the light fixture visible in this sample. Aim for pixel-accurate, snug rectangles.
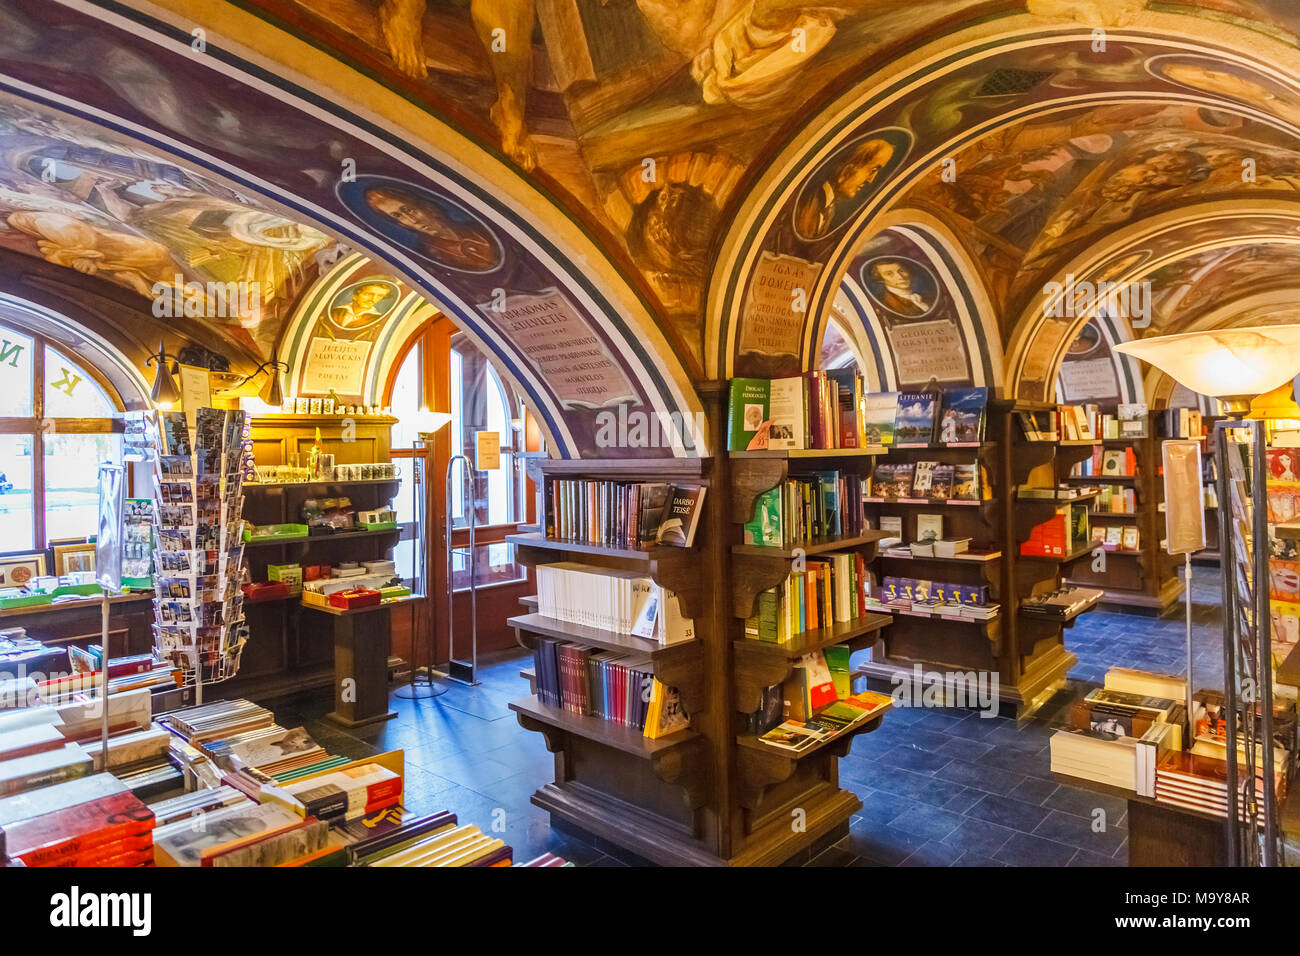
[1114,325,1300,415]
[226,355,289,408]
[145,340,182,408]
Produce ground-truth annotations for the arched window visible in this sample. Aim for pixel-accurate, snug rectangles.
[0,322,123,553]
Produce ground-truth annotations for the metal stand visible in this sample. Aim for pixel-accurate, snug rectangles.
[1185,552,1194,726]
[394,439,448,699]
[436,454,479,685]
[1215,417,1280,866]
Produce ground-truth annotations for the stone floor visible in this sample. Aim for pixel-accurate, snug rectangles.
[272,568,1225,867]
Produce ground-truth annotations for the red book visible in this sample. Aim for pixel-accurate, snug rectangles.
[3,790,153,866]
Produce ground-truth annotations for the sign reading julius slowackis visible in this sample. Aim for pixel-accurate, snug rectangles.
[302,338,372,395]
[476,288,636,408]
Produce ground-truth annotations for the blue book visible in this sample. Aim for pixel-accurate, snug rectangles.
[893,392,939,445]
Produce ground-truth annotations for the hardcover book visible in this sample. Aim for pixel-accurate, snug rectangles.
[727,378,770,451]
[767,376,806,450]
[951,464,979,500]
[929,464,955,500]
[893,392,939,445]
[937,387,987,444]
[657,484,707,548]
[863,392,899,446]
[912,460,938,497]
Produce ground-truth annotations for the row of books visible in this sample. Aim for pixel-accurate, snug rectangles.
[869,461,982,501]
[1071,446,1138,478]
[1021,503,1090,558]
[757,691,894,753]
[743,472,867,548]
[1091,523,1141,552]
[878,575,993,615]
[1092,484,1138,514]
[530,637,689,739]
[535,562,694,644]
[743,552,873,642]
[728,378,988,451]
[543,478,706,549]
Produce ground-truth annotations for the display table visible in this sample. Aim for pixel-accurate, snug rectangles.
[1052,772,1227,866]
[302,597,413,729]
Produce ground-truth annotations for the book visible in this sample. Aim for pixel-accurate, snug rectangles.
[916,513,943,543]
[0,743,92,796]
[936,387,987,444]
[863,392,899,446]
[767,376,806,450]
[826,369,863,449]
[743,488,783,547]
[657,484,706,548]
[893,392,939,445]
[1,790,154,866]
[643,679,690,739]
[929,464,954,500]
[727,378,770,451]
[951,464,979,500]
[912,460,937,497]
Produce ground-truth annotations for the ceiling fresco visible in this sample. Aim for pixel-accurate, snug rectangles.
[0,93,337,366]
[1,0,1300,453]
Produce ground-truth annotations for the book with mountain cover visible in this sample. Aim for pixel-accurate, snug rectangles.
[937,387,987,444]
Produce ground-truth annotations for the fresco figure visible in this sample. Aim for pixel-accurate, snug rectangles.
[863,258,936,317]
[793,134,903,241]
[362,182,503,273]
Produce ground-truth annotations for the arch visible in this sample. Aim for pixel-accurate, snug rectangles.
[819,210,1005,393]
[0,0,704,459]
[706,10,1300,380]
[0,292,150,410]
[1004,200,1300,401]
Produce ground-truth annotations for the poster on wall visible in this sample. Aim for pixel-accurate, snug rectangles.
[475,287,636,408]
[887,320,969,384]
[738,251,823,360]
[302,337,372,395]
[1059,356,1121,401]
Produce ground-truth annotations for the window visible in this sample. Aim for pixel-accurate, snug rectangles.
[450,340,525,528]
[388,343,424,590]
[0,324,123,553]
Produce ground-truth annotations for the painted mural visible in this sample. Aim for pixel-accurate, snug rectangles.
[0,93,333,364]
[838,228,978,388]
[723,23,1300,381]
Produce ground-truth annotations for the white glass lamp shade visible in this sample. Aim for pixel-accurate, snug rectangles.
[1114,326,1300,404]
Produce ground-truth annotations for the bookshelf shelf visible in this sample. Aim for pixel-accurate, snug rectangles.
[1019,540,1095,564]
[878,549,1001,564]
[505,531,689,563]
[1089,510,1138,518]
[245,477,401,490]
[732,612,891,711]
[509,695,700,759]
[510,612,695,658]
[734,713,885,809]
[730,529,889,559]
[882,442,984,450]
[1065,473,1136,482]
[729,446,887,459]
[862,497,990,508]
[244,527,401,548]
[301,596,415,617]
[1015,490,1101,505]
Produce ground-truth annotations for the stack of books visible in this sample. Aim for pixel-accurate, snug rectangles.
[1154,751,1283,818]
[757,691,893,753]
[0,774,155,866]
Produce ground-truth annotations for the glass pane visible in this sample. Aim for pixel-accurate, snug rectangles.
[0,435,34,552]
[44,346,116,418]
[451,343,518,527]
[389,345,421,452]
[0,326,34,417]
[451,541,524,590]
[44,433,123,545]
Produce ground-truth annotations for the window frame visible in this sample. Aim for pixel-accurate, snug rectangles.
[0,325,125,554]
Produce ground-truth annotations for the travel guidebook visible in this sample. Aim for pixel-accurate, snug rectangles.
[936,387,987,444]
[863,392,899,446]
[893,392,939,445]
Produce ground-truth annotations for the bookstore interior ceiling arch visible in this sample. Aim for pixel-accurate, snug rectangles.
[831,214,1004,394]
[1006,202,1300,401]
[707,8,1300,387]
[0,0,707,460]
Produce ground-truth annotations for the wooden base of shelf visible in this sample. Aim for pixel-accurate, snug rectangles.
[509,695,698,758]
[855,643,1076,720]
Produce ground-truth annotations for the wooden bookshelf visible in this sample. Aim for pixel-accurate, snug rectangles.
[1062,414,1184,615]
[853,405,1079,718]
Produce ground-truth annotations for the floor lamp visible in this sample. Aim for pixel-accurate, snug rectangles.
[1117,326,1300,867]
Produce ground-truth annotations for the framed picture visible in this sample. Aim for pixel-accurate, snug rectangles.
[0,553,47,588]
[54,543,97,576]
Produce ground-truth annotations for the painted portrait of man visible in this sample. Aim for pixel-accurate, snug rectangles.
[862,256,938,318]
[793,128,911,242]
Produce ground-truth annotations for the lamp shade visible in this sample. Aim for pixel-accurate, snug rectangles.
[1114,326,1300,401]
[150,343,181,407]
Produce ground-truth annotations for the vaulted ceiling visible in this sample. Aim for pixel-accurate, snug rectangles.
[0,0,1299,456]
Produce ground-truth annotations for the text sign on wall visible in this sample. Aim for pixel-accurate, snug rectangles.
[302,338,372,395]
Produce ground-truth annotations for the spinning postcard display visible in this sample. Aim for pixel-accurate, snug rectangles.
[150,409,251,689]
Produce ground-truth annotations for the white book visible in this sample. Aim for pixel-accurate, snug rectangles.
[768,377,806,450]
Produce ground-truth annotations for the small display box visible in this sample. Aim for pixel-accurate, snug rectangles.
[329,587,382,610]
